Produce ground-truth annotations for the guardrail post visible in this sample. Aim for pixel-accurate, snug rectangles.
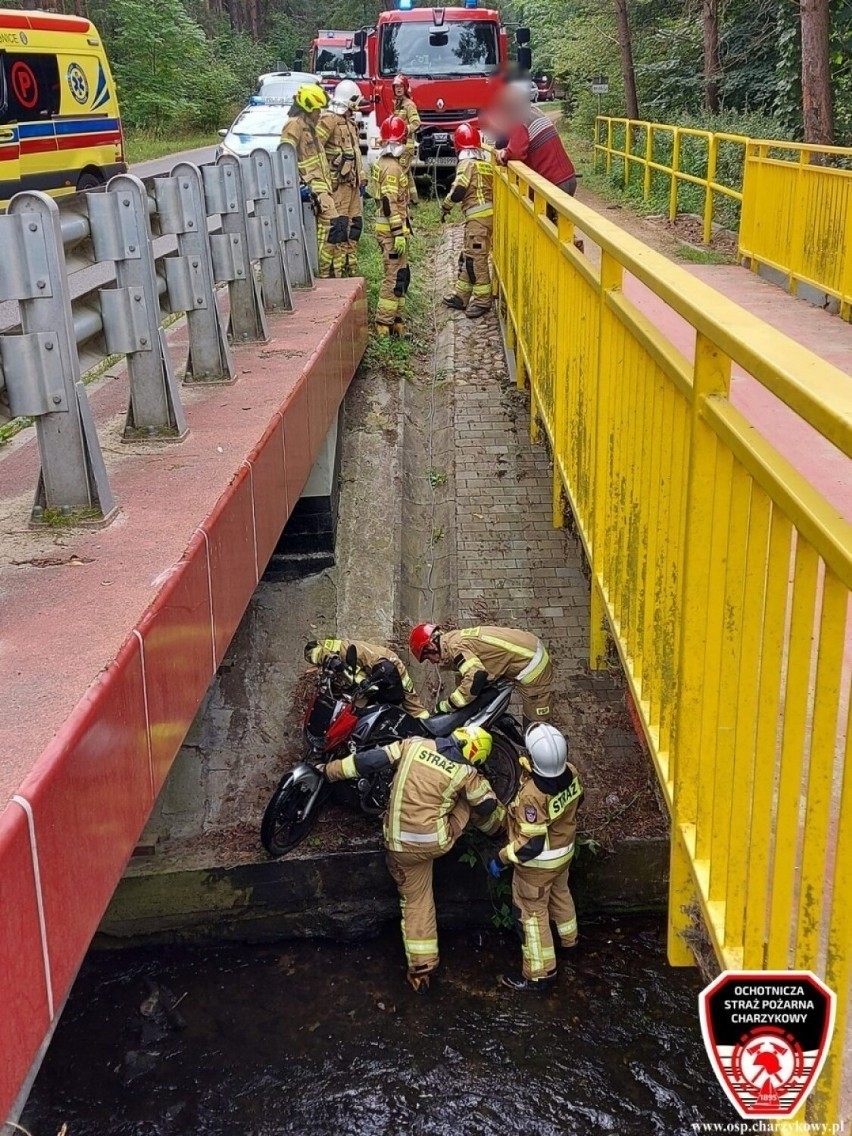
[302,202,320,277]
[88,174,187,441]
[0,192,115,522]
[209,154,270,344]
[153,163,235,384]
[271,142,315,288]
[248,148,294,312]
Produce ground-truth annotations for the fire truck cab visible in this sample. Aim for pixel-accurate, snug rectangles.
[355,2,530,176]
[308,30,369,98]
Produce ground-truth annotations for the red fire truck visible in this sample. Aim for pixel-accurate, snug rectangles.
[308,30,370,98]
[354,2,530,175]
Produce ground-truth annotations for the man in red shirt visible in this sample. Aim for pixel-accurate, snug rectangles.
[494,85,577,197]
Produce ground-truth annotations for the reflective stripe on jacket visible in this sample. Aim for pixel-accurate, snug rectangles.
[369,154,407,235]
[437,626,550,709]
[445,155,493,219]
[311,637,428,718]
[395,95,421,146]
[317,111,363,189]
[500,764,582,871]
[280,113,333,194]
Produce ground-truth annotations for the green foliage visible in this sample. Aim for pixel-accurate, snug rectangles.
[540,0,850,148]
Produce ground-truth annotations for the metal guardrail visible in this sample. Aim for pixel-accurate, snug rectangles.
[493,158,852,1124]
[0,143,316,523]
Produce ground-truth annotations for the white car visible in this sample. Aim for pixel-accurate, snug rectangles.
[254,70,317,103]
[216,71,321,158]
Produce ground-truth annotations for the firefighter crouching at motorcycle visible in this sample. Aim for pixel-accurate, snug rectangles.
[368,115,411,338]
[305,637,429,719]
[410,623,553,726]
[488,724,582,991]
[441,122,494,319]
[323,726,504,991]
[280,83,348,278]
[317,80,366,277]
[392,73,420,205]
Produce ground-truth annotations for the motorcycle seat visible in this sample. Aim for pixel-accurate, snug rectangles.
[420,684,507,737]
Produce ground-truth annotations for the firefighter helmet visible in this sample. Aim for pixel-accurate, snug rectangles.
[393,73,411,95]
[453,122,481,151]
[294,83,329,113]
[409,622,437,661]
[381,114,408,144]
[452,725,492,766]
[332,79,362,112]
[525,723,568,778]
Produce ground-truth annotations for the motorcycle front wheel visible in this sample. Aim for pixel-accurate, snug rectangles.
[261,771,323,857]
[485,734,520,805]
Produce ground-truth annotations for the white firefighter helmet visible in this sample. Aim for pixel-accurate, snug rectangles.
[332,79,362,114]
[525,723,568,778]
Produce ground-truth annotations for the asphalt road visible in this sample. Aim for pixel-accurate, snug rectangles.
[0,144,219,339]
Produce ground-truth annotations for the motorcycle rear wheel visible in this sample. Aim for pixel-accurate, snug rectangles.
[261,772,321,857]
[485,734,520,805]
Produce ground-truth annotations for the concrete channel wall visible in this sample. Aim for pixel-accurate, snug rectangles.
[97,229,669,949]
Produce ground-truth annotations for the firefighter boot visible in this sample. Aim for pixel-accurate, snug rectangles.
[375,323,391,339]
[406,965,433,993]
[392,317,407,339]
[465,304,491,320]
[498,971,556,993]
[442,295,466,311]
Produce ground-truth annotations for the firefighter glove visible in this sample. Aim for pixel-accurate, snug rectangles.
[487,857,504,878]
[436,699,452,713]
[300,185,312,202]
[393,235,406,256]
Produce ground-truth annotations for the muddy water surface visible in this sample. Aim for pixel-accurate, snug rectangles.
[21,917,732,1136]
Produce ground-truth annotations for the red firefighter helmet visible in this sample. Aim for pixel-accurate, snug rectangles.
[392,73,411,95]
[453,122,481,152]
[409,623,437,662]
[380,114,408,144]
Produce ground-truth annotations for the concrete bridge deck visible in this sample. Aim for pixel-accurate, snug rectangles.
[0,279,367,1119]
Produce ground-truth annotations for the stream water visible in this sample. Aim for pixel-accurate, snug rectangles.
[20,916,733,1136]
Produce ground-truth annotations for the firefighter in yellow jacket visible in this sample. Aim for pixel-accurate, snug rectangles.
[392,73,421,205]
[409,623,553,724]
[317,79,366,276]
[305,636,429,718]
[441,122,494,319]
[368,114,411,338]
[324,726,504,990]
[488,724,582,990]
[280,83,347,278]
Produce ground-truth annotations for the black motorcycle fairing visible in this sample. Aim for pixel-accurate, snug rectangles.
[351,704,409,747]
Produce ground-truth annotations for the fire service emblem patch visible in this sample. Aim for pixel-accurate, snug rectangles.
[699,971,835,1119]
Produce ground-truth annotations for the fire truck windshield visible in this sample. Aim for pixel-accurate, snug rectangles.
[379,21,499,77]
[314,47,362,77]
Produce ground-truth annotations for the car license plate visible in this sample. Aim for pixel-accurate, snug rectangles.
[423,156,456,167]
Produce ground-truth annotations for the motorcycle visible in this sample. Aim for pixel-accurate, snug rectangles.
[260,648,524,858]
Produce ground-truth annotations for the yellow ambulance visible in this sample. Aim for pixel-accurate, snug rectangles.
[0,8,126,207]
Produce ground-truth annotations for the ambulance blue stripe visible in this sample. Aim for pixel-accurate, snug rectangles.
[17,119,119,140]
[17,122,54,139]
[54,118,119,136]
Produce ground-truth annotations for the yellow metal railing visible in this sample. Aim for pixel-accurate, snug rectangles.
[493,160,852,1124]
[595,116,852,320]
[740,138,852,320]
[594,116,747,242]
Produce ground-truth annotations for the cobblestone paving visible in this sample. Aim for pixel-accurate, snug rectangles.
[439,228,666,844]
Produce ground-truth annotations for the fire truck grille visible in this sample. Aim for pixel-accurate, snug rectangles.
[419,109,478,126]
